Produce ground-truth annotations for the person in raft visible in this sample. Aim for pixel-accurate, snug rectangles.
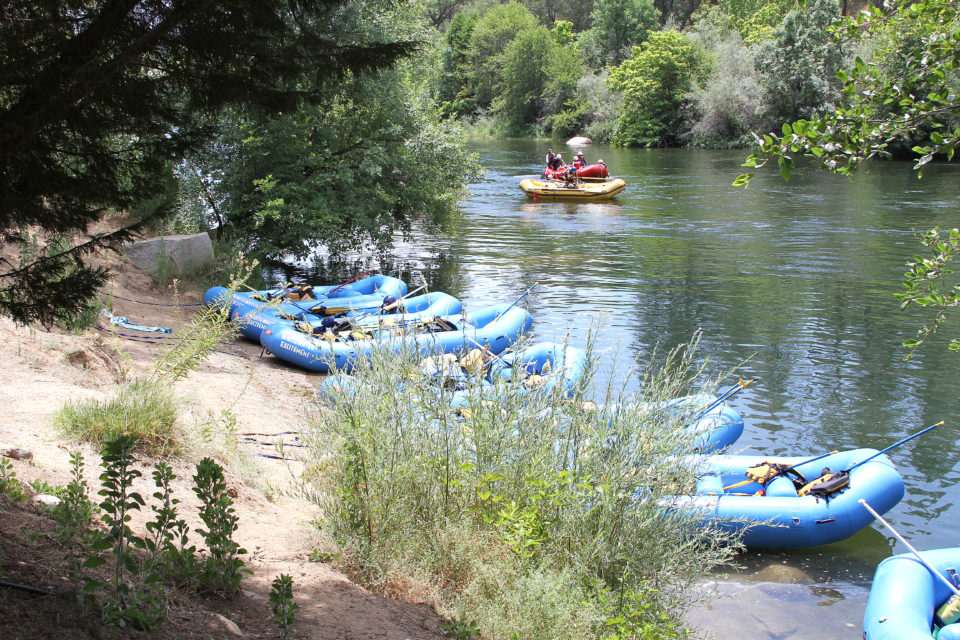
[563,165,580,186]
[545,148,556,166]
[572,151,587,170]
[549,153,564,170]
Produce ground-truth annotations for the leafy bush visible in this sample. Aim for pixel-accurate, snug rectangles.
[580,0,660,68]
[754,0,844,125]
[193,457,249,594]
[302,335,740,639]
[609,31,706,147]
[577,71,623,144]
[46,439,248,628]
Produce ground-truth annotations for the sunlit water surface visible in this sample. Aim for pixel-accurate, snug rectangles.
[273,141,960,638]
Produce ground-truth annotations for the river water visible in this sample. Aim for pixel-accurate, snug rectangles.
[275,140,960,638]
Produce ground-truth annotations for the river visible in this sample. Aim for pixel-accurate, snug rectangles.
[274,140,960,638]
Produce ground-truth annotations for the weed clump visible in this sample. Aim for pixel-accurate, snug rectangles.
[303,333,742,640]
[53,378,183,456]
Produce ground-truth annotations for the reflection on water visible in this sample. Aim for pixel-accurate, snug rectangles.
[271,141,960,638]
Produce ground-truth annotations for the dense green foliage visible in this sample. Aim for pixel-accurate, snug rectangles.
[188,64,479,260]
[429,0,957,166]
[609,31,706,146]
[0,0,477,325]
[754,0,844,125]
[304,338,739,639]
[581,0,660,67]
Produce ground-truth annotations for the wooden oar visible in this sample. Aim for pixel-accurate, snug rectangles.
[860,498,960,600]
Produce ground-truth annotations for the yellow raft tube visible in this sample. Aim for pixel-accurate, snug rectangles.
[518,177,626,202]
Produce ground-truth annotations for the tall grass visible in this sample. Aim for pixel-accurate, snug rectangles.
[301,333,741,639]
[55,248,255,457]
[54,379,184,456]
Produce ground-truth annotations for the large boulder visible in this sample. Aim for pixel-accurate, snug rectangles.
[566,136,592,145]
[124,232,213,274]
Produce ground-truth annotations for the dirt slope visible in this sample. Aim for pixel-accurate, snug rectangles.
[0,261,445,639]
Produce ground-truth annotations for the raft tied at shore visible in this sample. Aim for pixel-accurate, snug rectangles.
[260,303,533,373]
[671,447,905,548]
[864,547,960,639]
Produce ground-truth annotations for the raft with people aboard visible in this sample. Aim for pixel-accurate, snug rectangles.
[670,447,905,548]
[543,162,609,180]
[542,150,608,179]
[259,302,534,373]
[519,177,626,202]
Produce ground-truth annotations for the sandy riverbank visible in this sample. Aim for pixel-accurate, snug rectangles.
[0,259,446,639]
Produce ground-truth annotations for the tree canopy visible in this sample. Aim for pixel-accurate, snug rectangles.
[608,30,705,146]
[0,0,418,325]
[192,64,480,259]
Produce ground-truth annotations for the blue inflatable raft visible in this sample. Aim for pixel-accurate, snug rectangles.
[672,448,904,548]
[864,547,960,639]
[233,291,460,342]
[260,303,533,373]
[319,342,588,406]
[204,274,407,319]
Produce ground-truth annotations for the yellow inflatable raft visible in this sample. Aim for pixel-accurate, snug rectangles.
[518,178,626,202]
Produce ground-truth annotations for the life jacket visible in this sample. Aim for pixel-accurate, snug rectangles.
[420,317,458,333]
[745,463,807,490]
[797,468,850,498]
[279,285,316,302]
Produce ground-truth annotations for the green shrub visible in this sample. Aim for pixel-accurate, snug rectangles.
[53,379,183,456]
[302,334,740,639]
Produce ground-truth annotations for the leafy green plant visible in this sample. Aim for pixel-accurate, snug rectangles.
[193,457,249,595]
[50,452,99,602]
[0,457,27,501]
[308,548,337,563]
[155,252,180,289]
[439,616,480,640]
[896,226,960,355]
[91,435,162,630]
[600,585,690,640]
[150,303,234,385]
[28,478,65,498]
[269,573,299,639]
[144,461,197,588]
[608,31,706,147]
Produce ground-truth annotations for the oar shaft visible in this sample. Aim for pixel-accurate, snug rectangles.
[685,378,756,424]
[859,499,960,600]
[847,421,945,473]
[783,449,839,474]
[326,269,373,296]
[494,282,539,322]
